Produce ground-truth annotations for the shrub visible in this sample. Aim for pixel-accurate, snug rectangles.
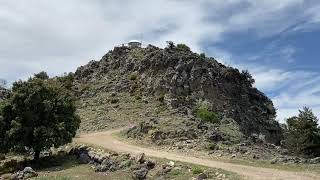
[34,71,49,80]
[176,44,191,51]
[196,101,218,124]
[57,72,74,90]
[196,108,218,124]
[110,98,119,104]
[282,107,320,156]
[166,41,175,49]
[192,167,203,174]
[135,95,142,100]
[206,143,217,150]
[156,94,165,103]
[241,70,255,86]
[200,53,206,59]
[129,72,138,81]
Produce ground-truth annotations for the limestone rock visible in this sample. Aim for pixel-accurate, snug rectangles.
[135,153,145,164]
[133,167,148,180]
[197,172,208,180]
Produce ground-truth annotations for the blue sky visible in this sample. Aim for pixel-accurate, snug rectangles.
[0,0,319,122]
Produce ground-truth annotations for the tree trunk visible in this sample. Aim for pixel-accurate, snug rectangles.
[34,150,40,161]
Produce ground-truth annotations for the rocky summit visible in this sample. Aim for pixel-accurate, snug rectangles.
[74,44,282,144]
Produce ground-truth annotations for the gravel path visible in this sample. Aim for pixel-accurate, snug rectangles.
[75,128,319,180]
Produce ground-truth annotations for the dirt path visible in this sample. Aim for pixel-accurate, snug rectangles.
[75,129,319,180]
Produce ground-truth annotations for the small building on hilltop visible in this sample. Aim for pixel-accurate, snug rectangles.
[128,40,142,48]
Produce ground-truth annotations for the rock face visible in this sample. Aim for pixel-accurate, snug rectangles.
[74,44,282,144]
[0,87,9,101]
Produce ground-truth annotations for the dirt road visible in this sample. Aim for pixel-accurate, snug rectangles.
[75,129,319,180]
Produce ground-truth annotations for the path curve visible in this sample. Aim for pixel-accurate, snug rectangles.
[75,128,319,180]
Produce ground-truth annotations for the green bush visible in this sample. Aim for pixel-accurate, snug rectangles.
[241,70,255,86]
[200,53,206,59]
[129,72,138,81]
[176,44,191,51]
[192,167,203,174]
[196,107,218,124]
[34,71,49,80]
[156,94,165,103]
[206,143,217,150]
[110,98,119,104]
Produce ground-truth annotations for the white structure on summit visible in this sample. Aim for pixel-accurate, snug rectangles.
[128,40,142,48]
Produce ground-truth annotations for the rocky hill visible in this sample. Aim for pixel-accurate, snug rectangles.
[74,44,282,144]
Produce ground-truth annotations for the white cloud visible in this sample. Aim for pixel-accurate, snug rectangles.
[1,0,320,120]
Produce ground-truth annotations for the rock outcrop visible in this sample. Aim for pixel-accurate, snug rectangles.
[0,87,9,101]
[74,44,282,144]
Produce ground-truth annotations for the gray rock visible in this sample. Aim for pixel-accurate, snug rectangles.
[145,160,156,170]
[206,130,223,142]
[270,158,278,164]
[95,164,109,172]
[79,153,90,163]
[11,171,24,180]
[133,167,148,180]
[11,167,38,179]
[197,172,208,180]
[136,153,145,164]
[310,157,320,164]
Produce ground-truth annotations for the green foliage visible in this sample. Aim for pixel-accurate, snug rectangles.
[56,73,75,90]
[156,94,165,103]
[166,41,175,49]
[34,71,49,80]
[197,108,218,124]
[192,167,203,174]
[283,107,320,156]
[110,98,119,104]
[196,101,219,124]
[168,168,183,176]
[129,72,138,81]
[241,70,255,86]
[0,74,80,159]
[200,53,206,59]
[206,143,217,150]
[176,43,191,51]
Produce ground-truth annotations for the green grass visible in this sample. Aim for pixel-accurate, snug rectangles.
[192,166,203,174]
